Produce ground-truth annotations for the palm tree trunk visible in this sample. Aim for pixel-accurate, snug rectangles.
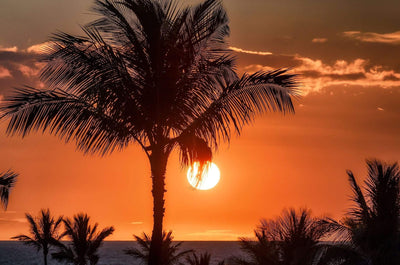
[148,147,169,265]
[43,250,48,265]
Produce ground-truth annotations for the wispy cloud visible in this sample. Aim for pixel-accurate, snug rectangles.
[185,229,248,240]
[0,217,27,223]
[0,46,18,52]
[343,30,400,44]
[312,38,327,43]
[230,46,272,56]
[130,221,144,225]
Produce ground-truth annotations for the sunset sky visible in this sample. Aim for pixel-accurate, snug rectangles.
[0,0,400,240]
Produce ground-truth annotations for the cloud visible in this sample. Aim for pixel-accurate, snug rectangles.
[186,229,245,240]
[0,217,27,224]
[0,66,12,78]
[17,62,43,78]
[130,221,144,225]
[26,42,52,54]
[244,56,400,93]
[0,46,18,52]
[343,30,400,44]
[0,42,45,96]
[230,46,273,56]
[312,38,327,43]
[0,50,42,96]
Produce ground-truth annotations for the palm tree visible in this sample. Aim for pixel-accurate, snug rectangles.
[186,252,226,265]
[0,170,17,210]
[0,0,299,264]
[231,229,280,265]
[12,209,63,265]
[320,159,400,265]
[51,213,114,265]
[125,231,192,265]
[231,208,333,265]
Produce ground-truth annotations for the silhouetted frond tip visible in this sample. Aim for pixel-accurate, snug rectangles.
[0,170,17,210]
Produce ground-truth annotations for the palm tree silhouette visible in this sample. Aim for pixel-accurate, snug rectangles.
[51,213,114,265]
[320,159,400,265]
[231,208,333,265]
[12,209,63,265]
[125,231,192,265]
[0,0,299,263]
[186,252,226,265]
[0,170,17,210]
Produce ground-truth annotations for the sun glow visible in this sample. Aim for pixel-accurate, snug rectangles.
[187,162,220,190]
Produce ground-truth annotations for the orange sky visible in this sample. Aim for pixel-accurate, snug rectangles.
[0,0,400,240]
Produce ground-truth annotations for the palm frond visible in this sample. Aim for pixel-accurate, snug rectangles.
[175,134,212,167]
[179,69,299,149]
[11,235,41,251]
[317,243,367,265]
[347,170,371,224]
[0,170,17,209]
[88,226,115,256]
[57,213,113,265]
[125,231,191,265]
[365,159,400,223]
[1,86,135,155]
[51,246,75,264]
[186,252,211,265]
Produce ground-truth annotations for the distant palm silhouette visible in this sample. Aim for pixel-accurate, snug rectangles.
[12,209,63,265]
[0,0,299,264]
[319,159,400,265]
[125,231,192,265]
[186,252,225,265]
[0,170,17,210]
[51,213,114,265]
[231,208,333,265]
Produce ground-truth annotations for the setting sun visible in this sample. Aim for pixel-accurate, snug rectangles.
[187,162,221,190]
[1,0,400,264]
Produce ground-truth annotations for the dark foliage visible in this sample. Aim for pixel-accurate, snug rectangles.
[321,159,400,265]
[0,170,17,209]
[231,208,334,265]
[124,231,192,265]
[12,209,63,265]
[51,213,114,265]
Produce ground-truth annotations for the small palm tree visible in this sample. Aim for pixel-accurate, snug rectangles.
[231,208,333,265]
[125,231,192,265]
[186,252,225,265]
[231,230,280,265]
[0,0,299,264]
[320,159,400,265]
[12,209,63,265]
[51,213,114,265]
[0,170,17,210]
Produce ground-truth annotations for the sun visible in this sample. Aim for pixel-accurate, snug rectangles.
[187,162,220,190]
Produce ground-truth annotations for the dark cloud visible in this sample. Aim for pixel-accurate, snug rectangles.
[0,51,38,63]
[234,52,299,71]
[0,50,41,96]
[299,70,366,81]
[383,74,400,81]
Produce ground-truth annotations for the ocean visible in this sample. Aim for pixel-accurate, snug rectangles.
[0,241,242,265]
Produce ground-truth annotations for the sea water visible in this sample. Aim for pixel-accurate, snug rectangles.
[0,241,242,265]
